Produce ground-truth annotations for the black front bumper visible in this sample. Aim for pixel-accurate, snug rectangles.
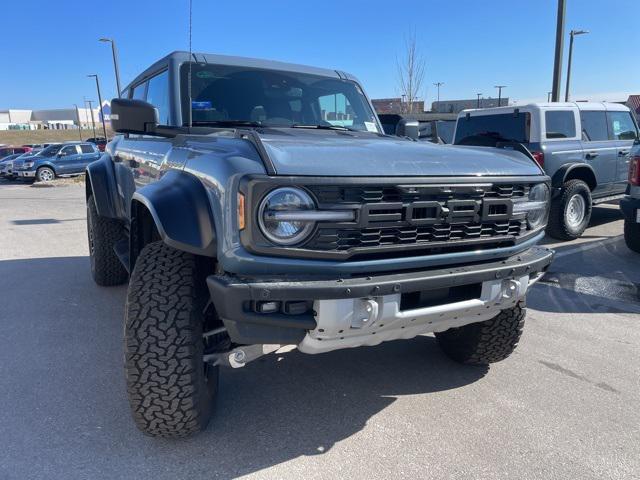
[207,246,554,345]
[620,196,640,221]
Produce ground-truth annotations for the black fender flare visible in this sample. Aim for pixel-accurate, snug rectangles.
[85,154,119,218]
[132,169,217,258]
[551,163,597,190]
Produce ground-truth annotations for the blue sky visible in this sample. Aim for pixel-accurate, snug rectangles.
[2,0,638,109]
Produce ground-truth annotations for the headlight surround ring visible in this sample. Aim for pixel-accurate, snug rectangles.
[514,183,550,230]
[258,187,316,245]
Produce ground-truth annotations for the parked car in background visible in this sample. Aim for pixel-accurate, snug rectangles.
[379,113,457,144]
[621,140,640,252]
[0,153,26,179]
[14,142,100,181]
[0,145,32,159]
[85,137,108,152]
[453,102,639,240]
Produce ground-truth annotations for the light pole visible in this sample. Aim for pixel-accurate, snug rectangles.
[476,93,483,109]
[564,29,589,102]
[433,82,444,106]
[88,74,108,139]
[551,0,566,102]
[73,104,82,140]
[99,38,122,98]
[401,94,406,113]
[494,85,507,106]
[85,99,97,139]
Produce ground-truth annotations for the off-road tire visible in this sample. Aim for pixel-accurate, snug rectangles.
[87,195,128,286]
[435,302,526,365]
[36,166,55,182]
[546,179,592,240]
[624,219,640,253]
[124,241,218,438]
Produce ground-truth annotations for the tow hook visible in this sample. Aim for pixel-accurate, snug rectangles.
[204,344,294,368]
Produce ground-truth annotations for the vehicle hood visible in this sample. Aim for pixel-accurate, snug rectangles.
[257,129,542,177]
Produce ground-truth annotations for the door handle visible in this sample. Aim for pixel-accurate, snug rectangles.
[619,150,630,156]
[585,151,599,159]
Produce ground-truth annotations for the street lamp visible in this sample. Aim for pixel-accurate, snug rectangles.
[433,82,444,105]
[476,93,483,109]
[87,74,108,139]
[564,29,589,102]
[72,104,82,141]
[85,99,97,139]
[494,85,507,107]
[99,37,122,98]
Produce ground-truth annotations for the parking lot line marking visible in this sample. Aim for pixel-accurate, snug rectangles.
[554,236,623,259]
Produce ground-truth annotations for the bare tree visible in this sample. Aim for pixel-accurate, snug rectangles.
[397,32,426,114]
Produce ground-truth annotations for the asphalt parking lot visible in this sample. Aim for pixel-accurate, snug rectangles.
[0,180,638,480]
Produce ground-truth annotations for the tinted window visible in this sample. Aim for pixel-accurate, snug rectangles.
[131,82,147,100]
[80,144,95,153]
[545,111,576,139]
[146,70,170,125]
[607,111,638,140]
[60,145,77,156]
[181,63,379,132]
[454,112,530,145]
[435,120,455,144]
[38,145,63,157]
[580,111,609,141]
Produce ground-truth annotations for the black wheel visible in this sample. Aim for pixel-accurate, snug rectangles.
[435,302,526,365]
[87,195,128,286]
[124,241,219,437]
[546,179,592,240]
[624,219,640,253]
[36,166,55,182]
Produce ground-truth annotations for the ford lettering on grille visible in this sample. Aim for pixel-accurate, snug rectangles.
[358,198,513,227]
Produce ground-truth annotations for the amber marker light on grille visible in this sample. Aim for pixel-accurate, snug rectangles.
[237,193,246,230]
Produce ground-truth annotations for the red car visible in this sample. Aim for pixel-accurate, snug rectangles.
[84,137,108,152]
[0,146,32,159]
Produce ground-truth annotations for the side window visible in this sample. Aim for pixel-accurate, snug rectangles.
[607,111,638,141]
[80,144,94,154]
[146,70,170,125]
[60,145,78,156]
[131,82,147,100]
[580,111,609,141]
[545,111,576,139]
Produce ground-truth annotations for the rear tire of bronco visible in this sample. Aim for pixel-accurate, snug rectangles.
[87,195,128,286]
[624,219,640,253]
[546,179,592,241]
[435,302,526,365]
[124,241,218,438]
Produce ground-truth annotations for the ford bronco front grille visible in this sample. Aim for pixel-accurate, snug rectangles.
[301,183,531,257]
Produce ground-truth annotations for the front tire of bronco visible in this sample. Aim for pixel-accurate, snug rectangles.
[87,195,128,286]
[124,241,219,438]
[546,179,592,240]
[435,302,526,365]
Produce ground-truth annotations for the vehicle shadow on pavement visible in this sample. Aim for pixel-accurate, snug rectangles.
[0,255,488,479]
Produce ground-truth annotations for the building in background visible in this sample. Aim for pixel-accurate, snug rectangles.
[626,95,640,123]
[371,97,425,114]
[0,102,110,131]
[431,97,509,114]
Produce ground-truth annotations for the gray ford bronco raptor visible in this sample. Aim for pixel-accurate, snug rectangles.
[86,51,554,437]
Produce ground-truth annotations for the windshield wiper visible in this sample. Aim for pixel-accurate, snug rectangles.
[291,124,358,132]
[191,120,263,127]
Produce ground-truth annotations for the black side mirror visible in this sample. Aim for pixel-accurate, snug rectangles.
[396,119,420,140]
[110,98,158,135]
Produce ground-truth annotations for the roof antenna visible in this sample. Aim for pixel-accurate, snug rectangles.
[188,0,193,131]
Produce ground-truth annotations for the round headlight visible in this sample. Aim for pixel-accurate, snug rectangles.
[526,183,550,229]
[258,187,316,245]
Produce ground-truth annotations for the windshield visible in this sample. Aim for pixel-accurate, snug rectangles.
[454,112,530,145]
[181,63,380,132]
[37,145,63,157]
